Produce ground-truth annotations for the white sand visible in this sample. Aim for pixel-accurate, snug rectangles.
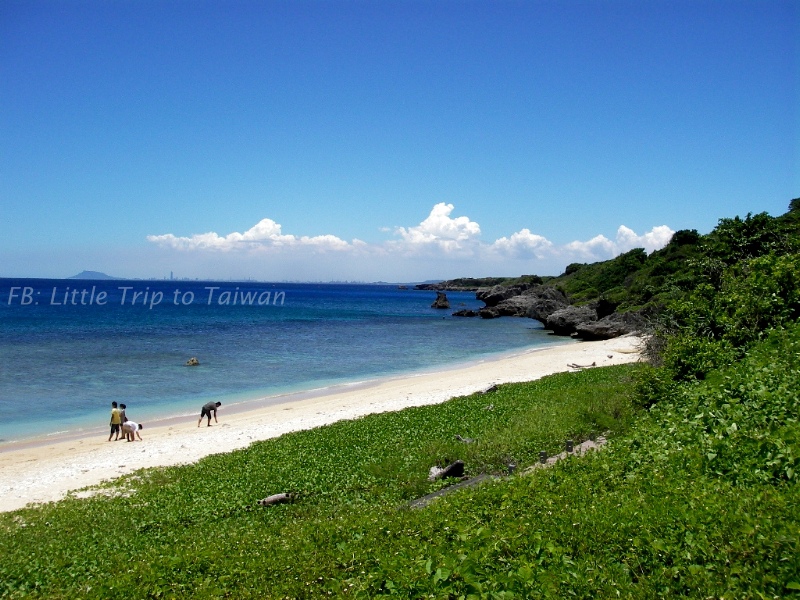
[0,335,642,513]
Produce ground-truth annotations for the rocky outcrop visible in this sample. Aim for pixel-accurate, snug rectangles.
[479,306,501,319]
[186,357,200,366]
[431,292,450,309]
[468,281,638,339]
[476,284,531,307]
[476,284,569,323]
[499,286,569,321]
[452,309,479,317]
[544,305,598,336]
[575,311,645,340]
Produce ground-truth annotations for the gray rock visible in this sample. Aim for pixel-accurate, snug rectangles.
[478,306,501,319]
[544,305,598,335]
[476,284,528,307]
[575,311,645,340]
[452,309,479,317]
[480,285,569,322]
[495,295,536,316]
[186,357,200,366]
[521,286,570,321]
[431,291,450,309]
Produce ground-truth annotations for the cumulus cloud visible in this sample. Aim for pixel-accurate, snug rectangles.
[562,225,675,261]
[146,204,674,277]
[146,218,353,252]
[391,203,481,254]
[490,229,554,258]
[615,224,675,253]
[563,234,617,260]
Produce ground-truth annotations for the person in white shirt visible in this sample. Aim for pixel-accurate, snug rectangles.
[122,421,143,442]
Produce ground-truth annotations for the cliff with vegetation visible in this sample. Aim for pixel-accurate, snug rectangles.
[425,200,800,340]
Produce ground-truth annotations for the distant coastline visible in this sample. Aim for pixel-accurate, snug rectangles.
[67,270,119,280]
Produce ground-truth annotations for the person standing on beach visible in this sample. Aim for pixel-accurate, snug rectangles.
[198,401,221,427]
[122,420,143,441]
[118,403,128,440]
[108,402,122,441]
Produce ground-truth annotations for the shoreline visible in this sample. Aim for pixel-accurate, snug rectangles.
[0,335,642,513]
[2,338,578,451]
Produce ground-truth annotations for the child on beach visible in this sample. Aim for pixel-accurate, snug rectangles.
[108,402,121,441]
[122,421,143,442]
[117,403,128,440]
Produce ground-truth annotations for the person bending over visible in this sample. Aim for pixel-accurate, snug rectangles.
[198,401,222,427]
[122,421,143,442]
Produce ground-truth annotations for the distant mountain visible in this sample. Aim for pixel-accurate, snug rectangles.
[68,270,119,280]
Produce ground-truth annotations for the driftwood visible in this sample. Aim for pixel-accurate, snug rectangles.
[257,493,294,506]
[567,361,596,369]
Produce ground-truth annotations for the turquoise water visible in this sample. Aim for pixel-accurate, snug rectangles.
[0,279,564,443]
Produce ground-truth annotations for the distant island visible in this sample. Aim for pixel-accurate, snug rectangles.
[67,270,119,280]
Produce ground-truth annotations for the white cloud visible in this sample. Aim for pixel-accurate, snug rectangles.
[563,234,617,260]
[391,203,481,254]
[491,228,554,258]
[615,224,675,253]
[562,225,675,262]
[145,204,675,279]
[146,218,352,252]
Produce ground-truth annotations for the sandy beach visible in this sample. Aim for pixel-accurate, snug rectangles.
[0,335,642,513]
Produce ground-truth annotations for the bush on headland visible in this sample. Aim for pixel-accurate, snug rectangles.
[1,200,798,598]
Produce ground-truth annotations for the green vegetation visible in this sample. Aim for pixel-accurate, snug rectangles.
[421,275,546,290]
[1,199,798,598]
[543,203,800,313]
[435,199,800,314]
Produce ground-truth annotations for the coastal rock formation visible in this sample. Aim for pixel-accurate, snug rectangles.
[476,284,569,323]
[544,305,598,336]
[468,280,640,339]
[575,311,646,340]
[186,357,200,366]
[476,283,531,307]
[452,309,479,317]
[479,306,501,319]
[521,287,570,322]
[498,287,569,321]
[431,292,450,309]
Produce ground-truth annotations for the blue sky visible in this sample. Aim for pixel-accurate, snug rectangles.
[1,0,797,281]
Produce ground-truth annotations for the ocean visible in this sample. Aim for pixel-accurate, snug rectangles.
[0,279,569,443]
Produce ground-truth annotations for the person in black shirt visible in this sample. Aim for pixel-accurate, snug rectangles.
[198,401,221,427]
